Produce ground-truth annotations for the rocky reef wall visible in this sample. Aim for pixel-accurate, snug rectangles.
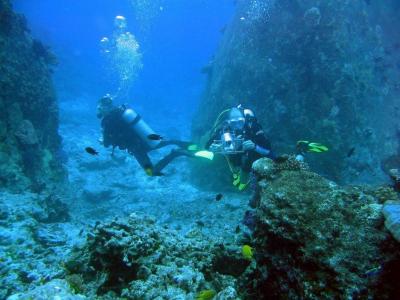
[0,0,66,191]
[192,0,400,185]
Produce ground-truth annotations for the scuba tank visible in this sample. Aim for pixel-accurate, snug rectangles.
[121,108,161,149]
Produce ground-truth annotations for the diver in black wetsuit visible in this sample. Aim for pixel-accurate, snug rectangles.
[206,105,274,191]
[97,94,199,176]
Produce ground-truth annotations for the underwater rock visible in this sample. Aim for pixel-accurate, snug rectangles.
[14,120,39,146]
[0,192,76,298]
[245,158,400,299]
[81,187,114,203]
[0,0,66,191]
[382,200,400,242]
[7,279,86,300]
[32,194,70,223]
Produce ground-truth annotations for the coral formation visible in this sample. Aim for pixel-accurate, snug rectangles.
[0,0,66,192]
[65,213,245,299]
[243,158,400,299]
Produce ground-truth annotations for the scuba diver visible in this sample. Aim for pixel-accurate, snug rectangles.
[206,105,274,191]
[97,94,210,176]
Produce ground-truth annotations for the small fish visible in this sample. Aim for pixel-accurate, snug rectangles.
[215,193,223,201]
[147,134,163,140]
[195,289,216,300]
[85,147,98,155]
[242,244,253,261]
[196,220,205,227]
[235,225,240,233]
[347,147,356,157]
[364,265,383,278]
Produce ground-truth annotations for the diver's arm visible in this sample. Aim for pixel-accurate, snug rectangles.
[205,130,219,149]
[252,123,273,158]
[254,145,271,156]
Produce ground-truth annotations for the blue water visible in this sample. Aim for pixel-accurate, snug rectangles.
[3,1,400,298]
[13,0,235,125]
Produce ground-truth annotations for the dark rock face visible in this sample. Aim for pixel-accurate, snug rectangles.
[192,0,400,185]
[0,0,65,191]
[245,157,400,299]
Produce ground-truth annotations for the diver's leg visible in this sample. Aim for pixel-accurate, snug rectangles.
[131,151,154,176]
[236,156,252,191]
[152,149,193,174]
[153,140,193,150]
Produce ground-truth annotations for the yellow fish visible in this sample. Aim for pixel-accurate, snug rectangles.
[196,289,216,300]
[242,245,253,260]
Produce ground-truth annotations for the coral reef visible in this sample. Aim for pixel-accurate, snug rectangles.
[192,0,400,186]
[65,213,246,299]
[0,0,66,192]
[243,158,400,299]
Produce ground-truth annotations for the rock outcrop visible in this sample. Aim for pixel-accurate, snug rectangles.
[244,157,400,299]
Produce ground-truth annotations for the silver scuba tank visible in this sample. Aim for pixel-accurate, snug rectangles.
[121,108,161,149]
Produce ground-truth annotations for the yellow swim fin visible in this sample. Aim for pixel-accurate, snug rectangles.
[194,150,214,160]
[232,173,241,187]
[238,183,248,191]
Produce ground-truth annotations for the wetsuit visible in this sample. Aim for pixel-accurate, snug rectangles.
[101,106,193,175]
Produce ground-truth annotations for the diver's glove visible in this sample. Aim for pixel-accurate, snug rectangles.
[209,142,222,153]
[243,140,256,151]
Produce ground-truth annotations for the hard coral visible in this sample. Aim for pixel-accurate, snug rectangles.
[252,156,308,180]
[65,213,240,298]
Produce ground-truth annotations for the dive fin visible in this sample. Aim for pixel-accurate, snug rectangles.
[194,150,214,160]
